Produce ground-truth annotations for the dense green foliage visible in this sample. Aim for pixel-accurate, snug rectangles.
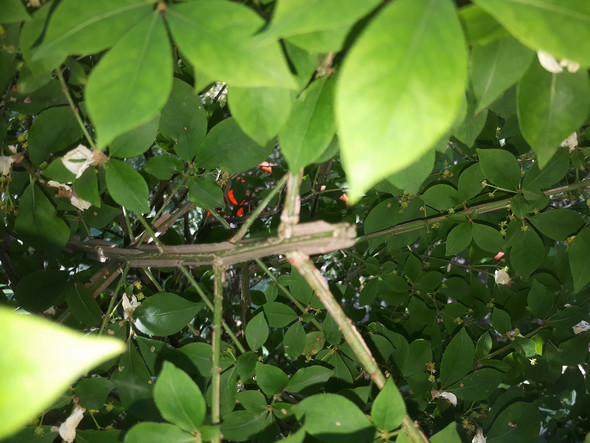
[0,0,589,442]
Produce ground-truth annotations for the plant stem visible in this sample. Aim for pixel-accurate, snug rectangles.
[143,268,163,292]
[279,169,303,238]
[98,264,130,335]
[135,213,164,253]
[122,207,135,243]
[56,68,97,150]
[211,260,224,426]
[286,250,428,443]
[178,265,246,353]
[230,173,289,243]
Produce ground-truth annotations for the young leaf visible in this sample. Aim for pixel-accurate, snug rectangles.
[471,36,534,113]
[134,293,203,337]
[477,148,521,191]
[154,362,206,433]
[336,0,467,202]
[104,159,150,213]
[28,107,82,165]
[245,312,269,350]
[167,0,297,89]
[86,12,173,148]
[440,328,474,388]
[0,307,124,440]
[371,378,406,432]
[280,77,336,171]
[569,226,590,293]
[228,86,293,146]
[159,78,207,163]
[472,0,590,66]
[255,362,289,396]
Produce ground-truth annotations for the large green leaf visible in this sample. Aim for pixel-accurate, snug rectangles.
[522,148,570,194]
[446,223,473,256]
[159,78,207,162]
[144,155,185,181]
[109,115,159,158]
[134,292,203,337]
[125,423,198,443]
[448,369,504,401]
[245,312,269,351]
[472,222,505,253]
[86,12,172,148]
[283,322,306,359]
[487,401,540,443]
[440,328,474,388]
[458,5,509,46]
[371,378,406,432]
[263,302,298,328]
[517,61,590,167]
[477,148,521,190]
[65,283,103,327]
[509,224,545,279]
[197,118,272,173]
[14,184,71,255]
[471,0,590,66]
[0,307,124,440]
[14,269,68,313]
[263,0,380,38]
[528,209,584,241]
[1,0,30,24]
[221,411,270,442]
[255,362,289,396]
[186,176,224,209]
[280,76,336,171]
[229,86,293,146]
[75,377,115,410]
[28,107,82,165]
[527,279,555,319]
[167,0,297,89]
[387,149,434,195]
[336,0,467,202]
[154,362,206,433]
[32,0,153,65]
[286,366,334,393]
[104,159,150,213]
[471,36,534,113]
[569,226,590,293]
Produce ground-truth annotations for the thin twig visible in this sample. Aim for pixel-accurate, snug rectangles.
[211,259,225,426]
[135,213,164,253]
[98,264,130,335]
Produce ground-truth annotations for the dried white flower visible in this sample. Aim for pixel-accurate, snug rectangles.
[70,195,92,211]
[62,144,94,178]
[494,268,511,286]
[122,293,141,320]
[472,427,486,443]
[537,50,580,74]
[0,156,15,175]
[47,180,92,211]
[7,145,17,154]
[431,390,457,407]
[572,320,590,335]
[58,404,85,443]
[560,132,578,152]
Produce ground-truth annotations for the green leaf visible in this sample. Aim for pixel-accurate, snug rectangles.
[263,0,380,38]
[280,77,336,171]
[65,283,102,327]
[15,184,71,255]
[109,115,159,158]
[569,226,590,293]
[477,148,521,190]
[159,78,207,162]
[454,94,488,147]
[287,27,349,54]
[229,86,293,146]
[125,422,198,443]
[471,0,590,66]
[283,322,306,359]
[14,269,67,313]
[517,61,590,167]
[255,362,289,396]
[167,0,297,89]
[144,156,185,181]
[236,352,258,380]
[75,377,115,410]
[179,343,213,378]
[246,312,269,350]
[186,176,224,210]
[86,12,173,148]
[440,328,474,388]
[522,148,569,193]
[236,390,267,413]
[221,411,270,442]
[529,209,584,241]
[487,401,540,443]
[197,118,272,173]
[293,393,374,441]
[75,167,100,208]
[0,307,124,440]
[420,184,460,211]
[1,0,30,24]
[430,422,461,443]
[104,159,150,213]
[457,163,485,201]
[371,378,406,432]
[32,0,153,65]
[336,0,467,202]
[475,332,492,359]
[387,149,435,195]
[263,302,298,328]
[471,36,534,113]
[446,223,473,256]
[154,362,206,433]
[458,5,509,46]
[134,292,203,337]
[509,224,545,279]
[472,222,504,253]
[491,308,512,334]
[28,107,82,165]
[286,366,333,393]
[528,280,555,319]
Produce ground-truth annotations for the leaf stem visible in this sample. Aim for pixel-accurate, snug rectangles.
[135,213,164,253]
[98,264,130,335]
[211,260,224,426]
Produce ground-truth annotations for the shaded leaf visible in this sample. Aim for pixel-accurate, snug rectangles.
[104,159,150,213]
[245,312,269,350]
[28,107,82,165]
[477,148,521,190]
[569,226,590,293]
[371,378,406,432]
[440,328,474,388]
[134,292,203,337]
[255,362,289,396]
